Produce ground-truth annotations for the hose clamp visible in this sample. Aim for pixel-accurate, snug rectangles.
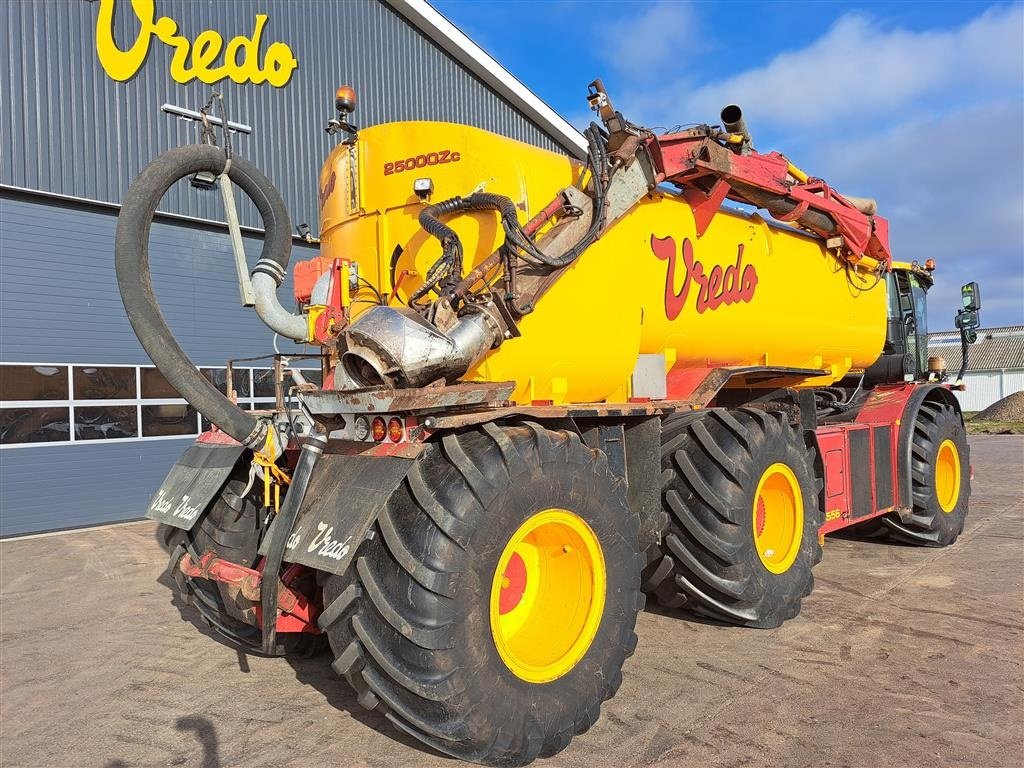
[242,419,270,451]
[252,258,287,286]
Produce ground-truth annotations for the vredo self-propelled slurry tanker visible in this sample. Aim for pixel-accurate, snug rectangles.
[117,82,983,765]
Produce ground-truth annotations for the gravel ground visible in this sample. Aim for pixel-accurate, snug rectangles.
[1,435,1022,768]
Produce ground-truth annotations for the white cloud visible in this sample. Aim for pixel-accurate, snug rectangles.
[598,1,701,80]
[818,99,1024,330]
[619,4,1023,136]
[814,101,1022,242]
[598,3,1023,326]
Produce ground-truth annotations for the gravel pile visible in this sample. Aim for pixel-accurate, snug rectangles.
[974,391,1024,421]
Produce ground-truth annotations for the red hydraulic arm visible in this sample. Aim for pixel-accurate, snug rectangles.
[586,80,890,268]
[644,128,891,268]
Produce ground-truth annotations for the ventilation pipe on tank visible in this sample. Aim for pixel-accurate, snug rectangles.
[721,104,752,152]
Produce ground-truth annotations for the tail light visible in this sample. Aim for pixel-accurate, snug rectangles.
[371,416,386,442]
[388,417,404,442]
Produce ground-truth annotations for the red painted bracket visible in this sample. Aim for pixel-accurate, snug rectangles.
[180,551,321,634]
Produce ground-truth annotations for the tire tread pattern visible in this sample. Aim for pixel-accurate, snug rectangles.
[642,408,823,628]
[867,400,970,546]
[320,424,644,766]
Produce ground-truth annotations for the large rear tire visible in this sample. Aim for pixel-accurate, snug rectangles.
[643,408,823,628]
[319,424,644,766]
[858,400,969,546]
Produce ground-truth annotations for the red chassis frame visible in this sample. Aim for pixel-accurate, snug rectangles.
[178,552,322,634]
[180,382,955,635]
[813,382,958,535]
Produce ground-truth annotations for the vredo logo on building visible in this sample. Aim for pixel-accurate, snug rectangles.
[651,234,758,320]
[95,0,297,87]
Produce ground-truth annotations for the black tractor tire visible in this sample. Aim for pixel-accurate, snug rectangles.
[642,408,823,628]
[168,469,325,657]
[857,400,970,546]
[319,424,644,766]
[156,522,183,552]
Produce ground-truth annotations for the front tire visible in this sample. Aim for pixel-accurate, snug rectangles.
[319,424,644,766]
[864,400,970,546]
[643,408,823,628]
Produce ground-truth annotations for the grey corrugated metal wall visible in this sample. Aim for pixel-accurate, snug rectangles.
[0,192,315,364]
[1,0,570,535]
[0,191,318,537]
[1,439,203,537]
[0,0,570,232]
[950,370,1024,412]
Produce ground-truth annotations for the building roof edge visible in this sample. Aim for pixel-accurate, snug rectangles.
[384,0,589,159]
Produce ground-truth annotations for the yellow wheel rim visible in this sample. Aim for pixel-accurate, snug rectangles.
[752,463,804,574]
[935,439,961,513]
[489,509,606,683]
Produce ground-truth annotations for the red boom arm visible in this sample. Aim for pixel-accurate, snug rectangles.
[644,129,892,267]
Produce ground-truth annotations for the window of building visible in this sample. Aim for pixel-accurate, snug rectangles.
[140,367,180,399]
[0,365,68,401]
[0,406,71,444]
[74,405,138,440]
[141,404,198,437]
[73,366,136,400]
[0,363,320,448]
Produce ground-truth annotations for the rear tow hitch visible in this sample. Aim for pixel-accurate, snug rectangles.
[178,551,321,634]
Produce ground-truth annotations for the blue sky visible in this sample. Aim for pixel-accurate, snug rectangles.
[434,0,1024,329]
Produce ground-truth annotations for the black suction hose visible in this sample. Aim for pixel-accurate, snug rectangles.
[115,144,293,448]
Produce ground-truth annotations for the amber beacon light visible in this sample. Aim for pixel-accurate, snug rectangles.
[335,85,357,114]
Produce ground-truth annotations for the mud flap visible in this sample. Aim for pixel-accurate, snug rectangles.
[145,442,245,531]
[258,452,417,576]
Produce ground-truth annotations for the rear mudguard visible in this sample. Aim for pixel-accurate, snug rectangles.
[258,446,422,577]
[152,433,421,579]
[146,438,245,531]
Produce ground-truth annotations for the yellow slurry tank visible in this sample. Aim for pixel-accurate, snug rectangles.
[315,121,886,403]
[119,82,976,768]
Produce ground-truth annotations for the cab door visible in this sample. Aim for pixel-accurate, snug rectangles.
[892,270,930,380]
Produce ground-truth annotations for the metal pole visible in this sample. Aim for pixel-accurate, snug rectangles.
[219,176,256,307]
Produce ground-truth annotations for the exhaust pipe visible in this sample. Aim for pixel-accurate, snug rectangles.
[341,305,500,388]
[720,104,752,150]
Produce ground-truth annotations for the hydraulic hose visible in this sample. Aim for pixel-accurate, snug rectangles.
[115,144,295,448]
[413,122,610,305]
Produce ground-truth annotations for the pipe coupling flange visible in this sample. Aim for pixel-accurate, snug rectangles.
[242,419,271,452]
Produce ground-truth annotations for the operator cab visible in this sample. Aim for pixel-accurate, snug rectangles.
[889,267,931,379]
[867,266,982,385]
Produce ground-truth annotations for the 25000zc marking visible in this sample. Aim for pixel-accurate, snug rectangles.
[384,150,461,175]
